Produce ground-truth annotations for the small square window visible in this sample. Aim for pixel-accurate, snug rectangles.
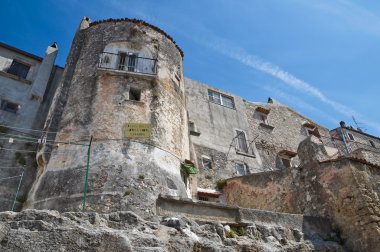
[129,87,141,101]
[260,113,268,124]
[1,100,20,114]
[202,156,212,169]
[7,60,30,79]
[347,133,355,141]
[369,140,376,148]
[235,163,246,176]
[281,158,291,168]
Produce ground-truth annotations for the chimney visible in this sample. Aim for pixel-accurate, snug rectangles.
[30,43,59,100]
[78,16,91,30]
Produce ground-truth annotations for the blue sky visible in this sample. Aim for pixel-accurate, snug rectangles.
[1,0,380,135]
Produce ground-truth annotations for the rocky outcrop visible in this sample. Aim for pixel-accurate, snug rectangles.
[0,209,344,251]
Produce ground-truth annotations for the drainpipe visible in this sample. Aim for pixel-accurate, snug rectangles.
[339,127,350,155]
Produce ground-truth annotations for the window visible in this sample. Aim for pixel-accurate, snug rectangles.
[198,196,209,201]
[1,100,20,114]
[118,53,126,70]
[236,130,249,154]
[369,140,376,148]
[260,113,268,124]
[127,53,137,72]
[208,90,235,109]
[129,87,141,101]
[7,60,30,79]
[189,121,200,136]
[281,158,291,168]
[189,121,195,132]
[202,156,212,169]
[347,133,355,141]
[235,163,246,176]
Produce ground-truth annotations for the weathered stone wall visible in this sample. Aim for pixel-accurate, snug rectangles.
[185,78,260,192]
[244,101,331,170]
[27,18,189,217]
[0,209,345,251]
[330,127,380,156]
[352,148,380,166]
[224,149,380,251]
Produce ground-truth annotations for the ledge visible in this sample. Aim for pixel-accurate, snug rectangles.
[0,70,32,84]
[259,122,274,129]
[97,67,157,80]
[236,151,256,158]
[189,130,200,136]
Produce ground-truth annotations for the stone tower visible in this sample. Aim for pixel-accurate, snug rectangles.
[28,17,190,217]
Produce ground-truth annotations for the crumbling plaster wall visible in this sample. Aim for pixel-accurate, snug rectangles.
[244,102,331,170]
[185,78,260,191]
[28,18,189,218]
[224,142,380,252]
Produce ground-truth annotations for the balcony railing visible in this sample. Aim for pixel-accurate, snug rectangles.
[98,52,157,75]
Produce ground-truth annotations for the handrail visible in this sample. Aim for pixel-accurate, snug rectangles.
[98,52,157,75]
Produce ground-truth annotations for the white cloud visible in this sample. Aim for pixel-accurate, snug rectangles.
[196,36,380,134]
[297,0,380,37]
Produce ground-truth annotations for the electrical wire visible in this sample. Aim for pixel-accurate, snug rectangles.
[0,175,22,181]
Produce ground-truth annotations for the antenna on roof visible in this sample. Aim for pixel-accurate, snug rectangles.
[352,116,366,132]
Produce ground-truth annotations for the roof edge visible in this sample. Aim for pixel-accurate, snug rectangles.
[0,42,43,62]
[89,18,184,58]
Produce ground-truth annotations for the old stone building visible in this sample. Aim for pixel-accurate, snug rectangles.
[186,78,332,202]
[330,121,380,165]
[0,42,62,211]
[27,17,189,217]
[1,16,379,251]
[0,42,62,130]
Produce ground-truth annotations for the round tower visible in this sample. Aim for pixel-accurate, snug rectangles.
[28,17,190,217]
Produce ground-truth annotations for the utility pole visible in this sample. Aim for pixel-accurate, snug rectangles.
[82,136,93,211]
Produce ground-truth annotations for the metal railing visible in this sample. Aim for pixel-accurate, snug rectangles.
[98,52,157,75]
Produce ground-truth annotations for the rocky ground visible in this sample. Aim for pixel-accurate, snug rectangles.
[0,210,344,251]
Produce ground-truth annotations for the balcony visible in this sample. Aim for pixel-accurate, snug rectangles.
[98,52,157,76]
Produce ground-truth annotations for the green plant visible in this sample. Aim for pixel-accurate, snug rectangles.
[15,152,26,166]
[235,226,248,236]
[216,179,227,190]
[0,126,8,133]
[16,195,27,203]
[225,229,238,238]
[138,174,145,180]
[124,189,133,196]
[152,91,160,99]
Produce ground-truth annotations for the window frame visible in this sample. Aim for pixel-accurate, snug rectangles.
[6,60,30,79]
[208,89,235,109]
[235,163,246,176]
[201,156,212,169]
[1,100,20,114]
[128,87,141,101]
[347,132,355,141]
[235,129,249,154]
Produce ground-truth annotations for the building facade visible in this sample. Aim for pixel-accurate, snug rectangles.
[186,78,331,202]
[0,42,62,211]
[1,16,373,220]
[27,18,190,217]
[330,121,380,165]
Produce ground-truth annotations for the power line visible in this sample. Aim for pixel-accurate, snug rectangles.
[0,175,21,181]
